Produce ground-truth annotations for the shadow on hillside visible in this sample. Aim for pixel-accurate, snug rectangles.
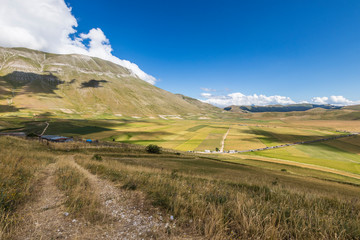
[244,129,333,143]
[3,118,121,136]
[115,131,174,138]
[81,79,108,88]
[4,118,166,136]
[0,105,19,112]
[3,71,65,94]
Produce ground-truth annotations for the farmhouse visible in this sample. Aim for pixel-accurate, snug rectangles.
[41,135,73,142]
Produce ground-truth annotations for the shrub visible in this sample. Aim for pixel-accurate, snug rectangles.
[26,132,38,138]
[92,154,102,161]
[145,144,161,154]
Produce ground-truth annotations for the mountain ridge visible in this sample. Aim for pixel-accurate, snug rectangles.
[224,104,343,113]
[0,46,221,118]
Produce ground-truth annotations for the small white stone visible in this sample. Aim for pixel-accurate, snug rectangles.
[64,212,69,216]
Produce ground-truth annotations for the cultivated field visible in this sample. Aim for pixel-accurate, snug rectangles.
[1,117,360,182]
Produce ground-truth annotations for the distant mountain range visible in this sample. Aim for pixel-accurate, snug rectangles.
[0,47,220,118]
[224,104,343,113]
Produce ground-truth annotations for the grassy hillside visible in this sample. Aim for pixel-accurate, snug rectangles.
[0,47,220,118]
[344,104,360,111]
[1,136,360,239]
[175,94,220,113]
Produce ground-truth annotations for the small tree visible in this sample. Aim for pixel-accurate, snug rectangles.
[146,144,161,154]
[92,154,103,161]
[215,147,220,152]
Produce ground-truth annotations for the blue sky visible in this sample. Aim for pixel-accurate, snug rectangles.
[1,0,360,106]
[66,0,360,105]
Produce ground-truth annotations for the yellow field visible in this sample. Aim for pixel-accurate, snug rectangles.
[1,117,360,182]
[224,126,265,151]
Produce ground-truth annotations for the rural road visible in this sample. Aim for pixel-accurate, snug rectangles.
[220,128,230,152]
[40,121,49,136]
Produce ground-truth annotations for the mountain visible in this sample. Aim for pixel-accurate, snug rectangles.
[224,104,342,113]
[343,105,360,111]
[175,94,220,112]
[0,47,220,118]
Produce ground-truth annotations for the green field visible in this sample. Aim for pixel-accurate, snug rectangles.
[1,116,360,182]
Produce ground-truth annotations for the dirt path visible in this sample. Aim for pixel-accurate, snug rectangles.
[13,163,89,239]
[67,157,180,239]
[40,121,49,136]
[13,156,196,239]
[220,128,230,152]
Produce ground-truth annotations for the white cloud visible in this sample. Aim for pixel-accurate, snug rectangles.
[200,87,216,92]
[200,93,212,98]
[311,97,329,105]
[311,96,359,106]
[200,92,296,107]
[200,92,360,107]
[0,0,156,84]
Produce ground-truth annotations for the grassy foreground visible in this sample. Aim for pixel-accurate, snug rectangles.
[0,137,54,237]
[1,136,360,239]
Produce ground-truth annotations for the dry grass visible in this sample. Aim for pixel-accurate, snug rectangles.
[76,155,360,239]
[0,137,54,238]
[2,136,360,239]
[54,160,103,223]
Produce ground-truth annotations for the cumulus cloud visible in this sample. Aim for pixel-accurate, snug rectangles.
[200,91,359,107]
[200,92,296,107]
[200,93,212,98]
[0,0,156,84]
[311,96,359,106]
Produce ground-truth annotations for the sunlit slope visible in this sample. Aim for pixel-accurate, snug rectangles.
[0,47,220,117]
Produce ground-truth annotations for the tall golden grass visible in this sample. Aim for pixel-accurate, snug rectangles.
[0,137,54,238]
[54,163,103,223]
[77,156,360,239]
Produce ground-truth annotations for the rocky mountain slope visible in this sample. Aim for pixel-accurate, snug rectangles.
[0,47,220,117]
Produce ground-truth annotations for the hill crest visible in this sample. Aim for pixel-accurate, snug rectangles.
[0,46,220,118]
